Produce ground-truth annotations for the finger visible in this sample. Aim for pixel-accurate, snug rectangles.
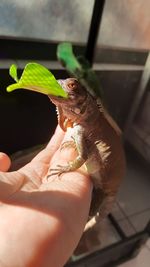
[0,171,24,199]
[39,129,93,265]
[17,125,65,186]
[0,153,11,172]
[42,126,92,196]
[31,125,65,165]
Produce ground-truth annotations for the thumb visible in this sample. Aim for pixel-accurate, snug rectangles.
[41,127,93,227]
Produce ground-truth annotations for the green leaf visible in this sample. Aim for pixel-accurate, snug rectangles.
[57,43,103,99]
[9,64,19,82]
[7,63,68,98]
[57,43,81,74]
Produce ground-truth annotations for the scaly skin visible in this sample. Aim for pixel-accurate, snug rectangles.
[48,78,126,221]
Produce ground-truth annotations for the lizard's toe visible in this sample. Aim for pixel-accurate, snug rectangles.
[47,164,71,178]
[60,140,76,151]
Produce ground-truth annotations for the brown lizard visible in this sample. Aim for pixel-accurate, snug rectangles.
[47,78,126,227]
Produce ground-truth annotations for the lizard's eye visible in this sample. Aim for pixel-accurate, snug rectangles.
[67,79,79,91]
[67,81,77,90]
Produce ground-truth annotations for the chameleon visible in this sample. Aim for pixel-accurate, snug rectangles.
[47,78,126,226]
[7,63,126,228]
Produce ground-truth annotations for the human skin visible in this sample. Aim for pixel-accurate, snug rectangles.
[0,126,92,267]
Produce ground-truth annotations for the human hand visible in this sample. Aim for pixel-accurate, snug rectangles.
[0,126,92,267]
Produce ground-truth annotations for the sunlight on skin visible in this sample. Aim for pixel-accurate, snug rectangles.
[0,126,92,267]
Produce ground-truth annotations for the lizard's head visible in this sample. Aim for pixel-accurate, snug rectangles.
[49,78,88,126]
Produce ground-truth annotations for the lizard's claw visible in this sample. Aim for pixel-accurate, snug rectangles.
[46,156,85,179]
[60,140,77,151]
[47,164,72,178]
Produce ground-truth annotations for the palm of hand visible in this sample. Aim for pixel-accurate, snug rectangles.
[0,126,92,267]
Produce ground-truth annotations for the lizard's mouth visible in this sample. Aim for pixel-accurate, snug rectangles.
[48,94,68,106]
[48,79,69,104]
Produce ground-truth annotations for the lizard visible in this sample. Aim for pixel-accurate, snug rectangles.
[57,42,122,136]
[47,77,126,229]
[7,63,126,229]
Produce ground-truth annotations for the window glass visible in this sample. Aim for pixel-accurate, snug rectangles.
[0,0,94,43]
[98,0,150,49]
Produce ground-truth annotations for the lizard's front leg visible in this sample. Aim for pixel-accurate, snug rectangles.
[60,136,77,151]
[47,125,88,177]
